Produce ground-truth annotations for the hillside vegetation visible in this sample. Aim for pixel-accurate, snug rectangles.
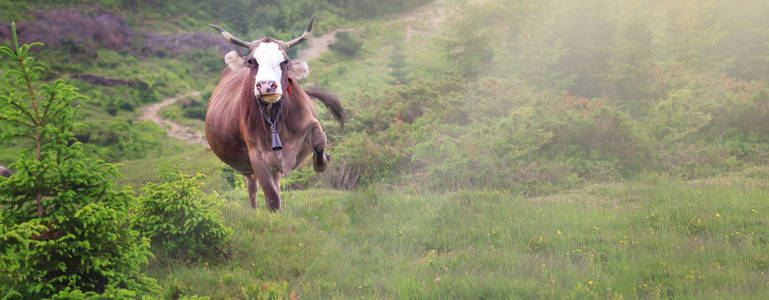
[2,0,769,298]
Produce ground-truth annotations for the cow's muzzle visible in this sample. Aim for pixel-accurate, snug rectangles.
[256,80,282,103]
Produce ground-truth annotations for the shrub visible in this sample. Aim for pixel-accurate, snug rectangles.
[181,98,207,120]
[412,85,648,193]
[643,68,769,177]
[135,171,232,264]
[321,128,413,189]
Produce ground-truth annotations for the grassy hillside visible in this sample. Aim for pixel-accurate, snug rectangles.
[3,0,769,298]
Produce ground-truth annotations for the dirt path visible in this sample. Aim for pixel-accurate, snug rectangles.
[297,0,448,60]
[139,91,209,147]
[297,27,356,62]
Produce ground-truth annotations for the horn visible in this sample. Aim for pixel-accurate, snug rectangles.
[208,24,253,49]
[285,16,314,48]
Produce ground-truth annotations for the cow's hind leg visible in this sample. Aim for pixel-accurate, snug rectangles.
[245,175,258,209]
[272,171,281,192]
[310,122,329,172]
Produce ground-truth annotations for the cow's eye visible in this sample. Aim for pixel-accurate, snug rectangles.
[246,57,257,67]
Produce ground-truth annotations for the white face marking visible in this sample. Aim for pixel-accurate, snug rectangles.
[252,42,285,100]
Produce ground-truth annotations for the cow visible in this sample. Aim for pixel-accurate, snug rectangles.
[206,17,343,211]
[0,165,10,178]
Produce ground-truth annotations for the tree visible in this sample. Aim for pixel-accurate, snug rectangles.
[655,0,726,72]
[0,22,157,298]
[605,1,656,102]
[388,39,408,85]
[441,2,494,79]
[329,31,363,56]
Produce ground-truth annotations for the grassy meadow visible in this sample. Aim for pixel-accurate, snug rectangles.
[146,166,769,298]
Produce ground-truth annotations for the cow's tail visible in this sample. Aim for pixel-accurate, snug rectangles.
[305,88,344,130]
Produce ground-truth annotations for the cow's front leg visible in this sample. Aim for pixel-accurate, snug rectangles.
[249,151,281,211]
[259,175,280,211]
[310,121,329,172]
[256,165,280,211]
[256,167,280,211]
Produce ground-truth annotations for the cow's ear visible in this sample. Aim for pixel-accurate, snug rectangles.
[287,61,310,79]
[225,51,246,71]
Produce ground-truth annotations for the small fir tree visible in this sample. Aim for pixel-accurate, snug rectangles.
[0,22,157,298]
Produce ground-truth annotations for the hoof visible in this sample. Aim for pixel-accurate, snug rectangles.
[313,152,329,172]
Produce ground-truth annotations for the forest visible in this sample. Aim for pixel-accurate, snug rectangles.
[2,0,769,298]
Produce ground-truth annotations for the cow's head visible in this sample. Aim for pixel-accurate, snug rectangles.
[210,17,313,103]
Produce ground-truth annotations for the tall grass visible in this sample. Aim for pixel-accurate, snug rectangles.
[146,166,769,298]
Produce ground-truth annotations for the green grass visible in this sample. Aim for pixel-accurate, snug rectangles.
[117,145,228,190]
[308,20,414,103]
[145,166,769,299]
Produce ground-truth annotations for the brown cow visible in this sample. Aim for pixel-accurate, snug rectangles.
[207,17,343,211]
[0,165,10,178]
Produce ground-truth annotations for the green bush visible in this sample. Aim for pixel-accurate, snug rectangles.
[0,24,157,297]
[135,171,232,264]
[181,98,207,120]
[410,81,648,193]
[641,68,769,177]
[321,127,413,189]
